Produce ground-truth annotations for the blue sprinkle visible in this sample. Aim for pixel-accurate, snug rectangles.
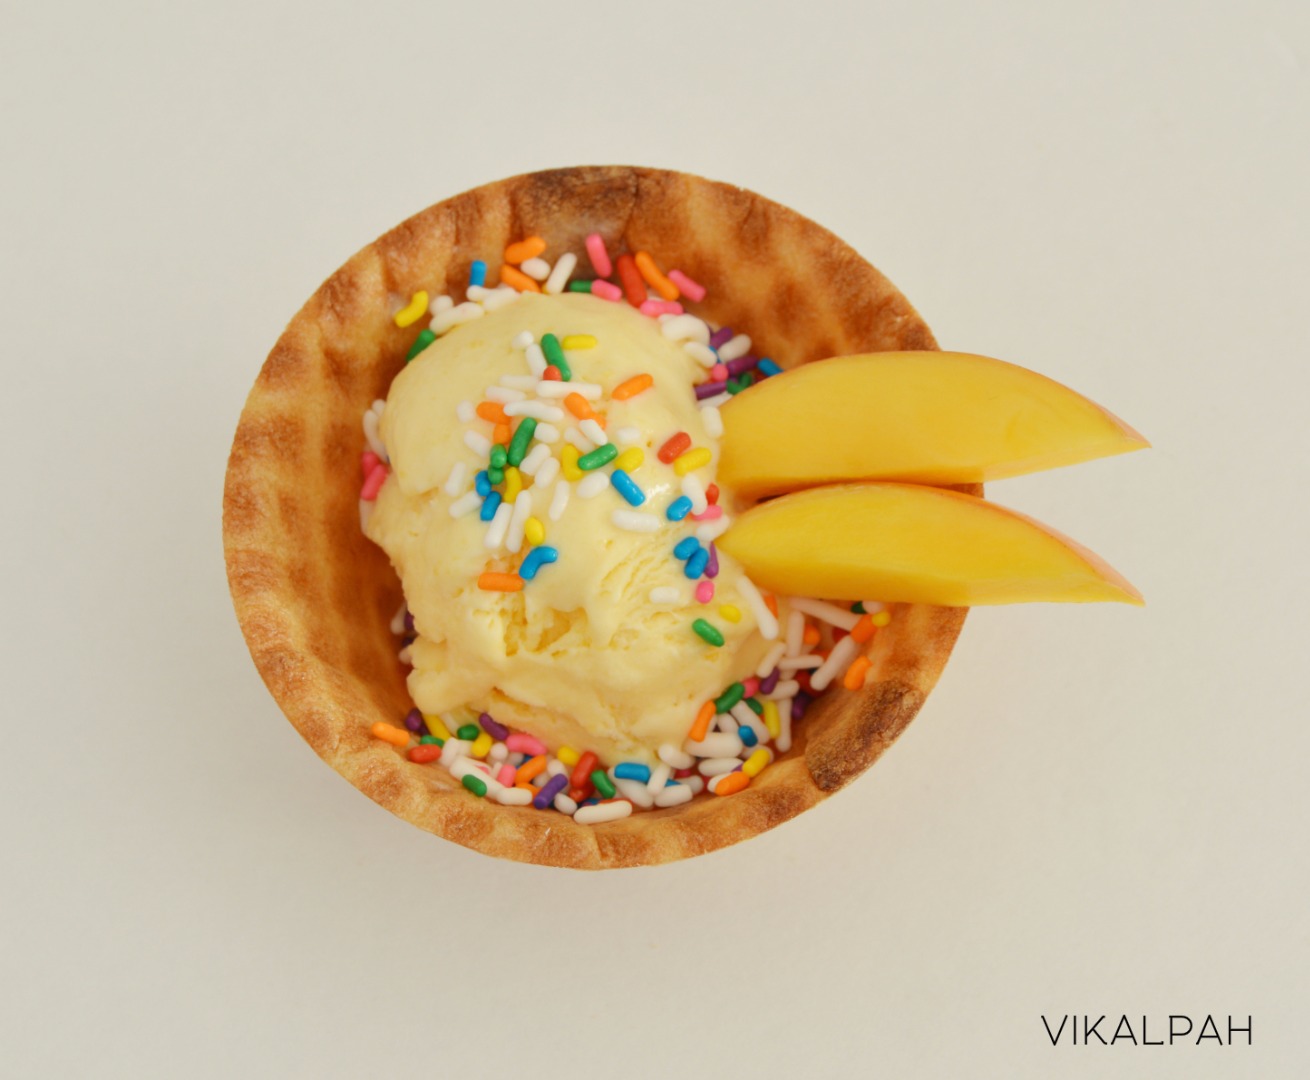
[614,762,652,783]
[519,545,559,581]
[469,259,487,288]
[738,725,759,747]
[685,547,709,579]
[666,495,693,522]
[758,358,782,377]
[475,470,492,497]
[673,536,700,561]
[665,778,680,787]
[610,469,646,507]
[479,491,502,522]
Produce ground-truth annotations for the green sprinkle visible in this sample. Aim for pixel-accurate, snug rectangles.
[714,682,745,713]
[489,445,508,469]
[406,328,436,362]
[541,333,571,380]
[591,770,616,799]
[507,416,537,467]
[461,774,487,797]
[745,698,764,716]
[419,735,443,746]
[456,723,480,741]
[851,601,866,614]
[487,466,504,485]
[577,444,618,471]
[692,619,725,647]
[568,280,593,293]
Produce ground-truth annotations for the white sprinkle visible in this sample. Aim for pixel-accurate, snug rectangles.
[681,474,708,513]
[543,251,577,295]
[785,610,805,656]
[737,576,779,639]
[778,654,823,671]
[429,294,454,315]
[717,333,751,361]
[439,739,470,769]
[577,472,610,499]
[484,385,526,403]
[756,642,787,679]
[466,285,493,302]
[512,331,535,350]
[715,712,739,734]
[682,341,718,368]
[525,343,547,376]
[646,761,673,795]
[463,430,492,458]
[488,742,508,763]
[484,502,512,549]
[863,601,886,615]
[732,704,770,746]
[448,490,482,518]
[682,774,706,795]
[534,422,561,444]
[564,427,595,452]
[776,701,794,753]
[482,286,520,312]
[700,404,724,439]
[811,635,863,692]
[575,800,633,825]
[494,786,533,806]
[765,680,801,700]
[611,509,660,533]
[658,743,694,769]
[613,426,642,447]
[506,490,533,554]
[698,757,742,777]
[372,398,387,415]
[519,443,552,476]
[662,314,710,346]
[648,586,681,605]
[362,410,387,460]
[431,301,484,335]
[504,401,565,422]
[537,380,603,400]
[456,400,477,424]
[534,456,560,488]
[553,793,579,816]
[450,757,503,795]
[684,732,744,758]
[579,418,608,446]
[653,784,693,808]
[788,597,860,630]
[694,517,731,543]
[700,392,732,409]
[358,499,372,531]
[443,461,469,497]
[548,480,571,522]
[389,602,408,636]
[546,759,568,778]
[612,777,655,809]
[499,374,539,390]
[520,256,551,281]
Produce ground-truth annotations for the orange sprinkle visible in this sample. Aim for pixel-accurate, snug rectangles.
[714,772,751,796]
[763,592,779,617]
[689,701,715,742]
[802,623,822,647]
[492,422,510,446]
[516,755,547,783]
[500,264,541,293]
[504,236,546,264]
[478,572,524,592]
[564,392,599,422]
[843,656,872,690]
[634,251,679,301]
[476,400,509,424]
[850,614,876,644]
[514,782,536,793]
[611,373,654,400]
[369,721,410,747]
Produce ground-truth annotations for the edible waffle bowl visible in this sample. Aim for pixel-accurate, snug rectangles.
[223,165,970,868]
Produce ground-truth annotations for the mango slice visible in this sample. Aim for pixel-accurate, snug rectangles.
[718,352,1149,498]
[716,483,1143,606]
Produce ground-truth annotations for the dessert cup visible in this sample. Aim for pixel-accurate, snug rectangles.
[223,165,971,868]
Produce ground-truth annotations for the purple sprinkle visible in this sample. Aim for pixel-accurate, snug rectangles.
[479,712,510,740]
[759,667,780,695]
[792,692,813,722]
[533,773,569,810]
[695,380,728,400]
[403,610,415,633]
[726,354,759,376]
[705,543,719,579]
[709,327,734,350]
[403,708,425,734]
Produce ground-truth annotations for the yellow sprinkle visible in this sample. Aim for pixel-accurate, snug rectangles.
[423,715,452,742]
[718,604,742,623]
[394,290,429,328]
[871,610,891,628]
[761,700,780,739]
[561,444,583,481]
[557,746,581,767]
[672,447,712,476]
[561,334,597,350]
[614,447,644,473]
[524,517,545,547]
[503,466,523,504]
[470,732,493,759]
[742,747,773,778]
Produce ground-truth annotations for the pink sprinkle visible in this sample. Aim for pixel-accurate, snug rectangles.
[585,233,612,277]
[361,450,380,477]
[639,299,684,317]
[710,363,729,381]
[743,677,760,697]
[668,270,706,302]
[692,504,724,522]
[506,733,547,756]
[695,580,715,604]
[496,764,517,787]
[590,279,623,302]
[360,462,388,501]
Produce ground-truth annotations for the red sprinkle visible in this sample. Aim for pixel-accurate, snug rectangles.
[658,432,692,463]
[570,751,599,791]
[361,450,380,477]
[543,365,563,381]
[616,253,646,308]
[407,744,442,764]
[674,767,695,779]
[360,462,388,501]
[743,677,760,697]
[706,483,720,505]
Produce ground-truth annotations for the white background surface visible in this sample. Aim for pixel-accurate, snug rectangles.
[3,2,1307,1077]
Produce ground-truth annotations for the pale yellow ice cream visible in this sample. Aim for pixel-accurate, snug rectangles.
[366,293,771,765]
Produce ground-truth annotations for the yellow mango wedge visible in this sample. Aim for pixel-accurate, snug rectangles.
[716,483,1143,606]
[718,352,1149,498]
